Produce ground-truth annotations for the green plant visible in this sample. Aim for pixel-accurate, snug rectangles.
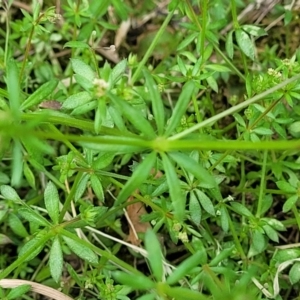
[1,0,300,299]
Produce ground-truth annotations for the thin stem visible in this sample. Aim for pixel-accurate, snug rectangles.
[169,73,300,140]
[200,0,208,57]
[256,150,268,218]
[213,42,245,81]
[209,96,281,171]
[225,205,247,260]
[59,172,83,223]
[4,2,10,66]
[230,0,240,29]
[130,4,178,85]
[192,94,202,125]
[19,13,45,82]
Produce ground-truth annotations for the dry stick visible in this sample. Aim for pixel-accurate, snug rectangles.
[0,279,73,300]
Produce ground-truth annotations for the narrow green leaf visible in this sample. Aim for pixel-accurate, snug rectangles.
[143,69,165,135]
[276,181,296,193]
[94,98,107,133]
[233,113,246,127]
[229,202,253,217]
[177,32,198,51]
[18,207,49,227]
[251,230,266,253]
[195,190,215,216]
[273,249,300,263]
[62,235,98,264]
[189,191,201,225]
[108,93,156,138]
[93,152,115,169]
[19,233,47,262]
[145,230,163,282]
[161,153,185,221]
[219,205,229,232]
[136,294,156,300]
[205,64,231,73]
[74,74,95,90]
[44,181,60,224]
[209,246,235,266]
[6,58,20,117]
[49,236,63,283]
[242,25,267,37]
[8,213,28,238]
[168,152,216,188]
[70,58,95,81]
[112,271,154,290]
[206,75,218,93]
[64,41,90,49]
[7,284,31,300]
[116,152,156,204]
[252,127,273,135]
[23,162,36,189]
[81,141,146,153]
[108,105,127,132]
[62,92,92,110]
[20,80,58,110]
[235,29,255,60]
[226,30,234,59]
[74,173,89,201]
[11,139,23,187]
[0,185,21,202]
[283,194,298,213]
[165,81,195,136]
[289,262,300,285]
[90,174,104,202]
[164,286,207,300]
[109,59,127,87]
[262,224,279,242]
[66,263,84,288]
[167,251,203,285]
[263,218,285,231]
[177,56,187,76]
[70,100,97,116]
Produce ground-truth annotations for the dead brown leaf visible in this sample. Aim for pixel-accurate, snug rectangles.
[115,19,131,48]
[125,169,162,245]
[126,193,151,246]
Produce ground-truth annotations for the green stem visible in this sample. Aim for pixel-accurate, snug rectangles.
[166,139,300,151]
[130,4,178,85]
[19,13,45,82]
[209,97,281,171]
[4,3,10,66]
[169,73,300,140]
[200,0,208,57]
[256,150,268,218]
[213,43,245,81]
[59,171,84,223]
[230,0,240,29]
[225,204,246,260]
[192,94,202,125]
[21,112,136,136]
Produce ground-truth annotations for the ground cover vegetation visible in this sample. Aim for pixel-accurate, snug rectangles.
[0,0,300,299]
